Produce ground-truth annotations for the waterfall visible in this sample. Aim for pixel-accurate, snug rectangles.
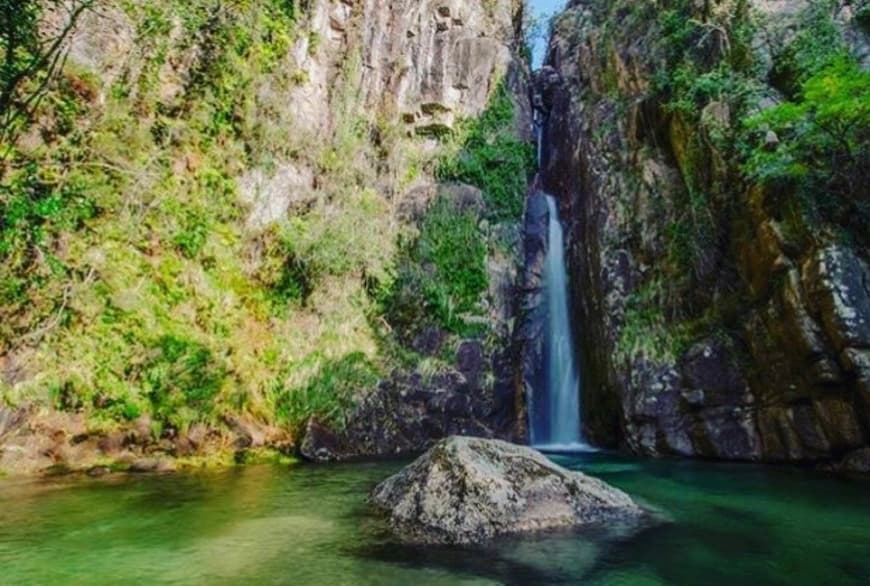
[530,194,592,452]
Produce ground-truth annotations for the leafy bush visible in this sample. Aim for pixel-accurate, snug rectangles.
[745,58,870,233]
[437,83,534,221]
[0,157,103,344]
[273,352,379,431]
[769,0,843,97]
[381,196,488,337]
[139,335,227,431]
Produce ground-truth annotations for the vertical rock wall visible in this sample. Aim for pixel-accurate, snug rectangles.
[539,0,870,467]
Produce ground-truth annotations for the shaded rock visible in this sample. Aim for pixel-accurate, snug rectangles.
[438,182,486,216]
[87,466,112,478]
[456,340,485,390]
[410,326,448,357]
[97,431,126,455]
[839,447,870,473]
[398,183,437,222]
[298,419,345,463]
[370,436,647,544]
[514,191,551,444]
[298,368,511,463]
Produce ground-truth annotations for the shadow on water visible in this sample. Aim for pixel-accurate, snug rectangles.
[352,522,663,586]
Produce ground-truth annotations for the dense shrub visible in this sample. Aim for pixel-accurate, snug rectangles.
[436,83,534,221]
[381,195,488,337]
[745,58,870,235]
[139,335,227,431]
[273,352,379,430]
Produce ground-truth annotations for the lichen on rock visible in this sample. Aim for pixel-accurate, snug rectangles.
[369,436,648,544]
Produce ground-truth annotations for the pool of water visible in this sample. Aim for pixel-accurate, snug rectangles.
[0,452,868,585]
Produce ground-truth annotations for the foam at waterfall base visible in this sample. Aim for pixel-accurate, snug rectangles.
[533,442,599,454]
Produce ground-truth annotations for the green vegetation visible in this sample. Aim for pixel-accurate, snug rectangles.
[273,352,380,430]
[746,57,869,240]
[0,0,527,451]
[437,82,535,221]
[381,83,530,343]
[139,335,227,430]
[382,195,488,338]
[0,0,389,437]
[0,0,94,138]
[655,0,758,119]
[611,0,869,367]
[651,0,760,281]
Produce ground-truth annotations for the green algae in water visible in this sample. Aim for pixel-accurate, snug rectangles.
[0,453,868,585]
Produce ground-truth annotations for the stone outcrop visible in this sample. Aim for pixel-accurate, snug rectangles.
[63,0,530,226]
[298,190,526,463]
[299,365,512,463]
[514,190,551,442]
[538,0,869,464]
[369,436,647,544]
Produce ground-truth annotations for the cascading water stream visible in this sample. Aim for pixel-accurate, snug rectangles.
[530,195,592,451]
[530,100,593,452]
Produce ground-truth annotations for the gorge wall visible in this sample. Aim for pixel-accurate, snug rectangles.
[0,0,534,473]
[539,0,869,468]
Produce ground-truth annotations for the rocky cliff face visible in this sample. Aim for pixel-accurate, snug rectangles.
[66,0,530,225]
[0,0,533,473]
[539,0,869,468]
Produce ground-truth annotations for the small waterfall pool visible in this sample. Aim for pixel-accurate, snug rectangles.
[1,456,867,585]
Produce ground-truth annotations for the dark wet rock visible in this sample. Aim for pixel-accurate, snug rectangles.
[87,466,112,478]
[532,65,562,113]
[513,191,551,443]
[456,340,486,390]
[538,0,869,465]
[299,368,514,463]
[838,447,870,473]
[298,419,345,463]
[410,326,448,357]
[369,436,647,544]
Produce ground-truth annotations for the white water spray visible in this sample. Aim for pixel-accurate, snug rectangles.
[532,195,593,452]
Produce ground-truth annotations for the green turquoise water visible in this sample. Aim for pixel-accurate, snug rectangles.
[0,452,868,585]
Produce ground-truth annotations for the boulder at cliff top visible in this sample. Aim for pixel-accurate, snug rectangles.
[369,436,646,544]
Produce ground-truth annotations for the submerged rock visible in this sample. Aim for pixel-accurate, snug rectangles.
[369,436,646,544]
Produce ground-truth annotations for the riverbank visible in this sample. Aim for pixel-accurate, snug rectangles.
[0,405,296,477]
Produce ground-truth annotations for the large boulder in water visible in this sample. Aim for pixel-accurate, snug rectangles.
[369,436,647,544]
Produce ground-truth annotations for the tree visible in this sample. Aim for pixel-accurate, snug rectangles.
[0,0,94,140]
[746,57,870,227]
